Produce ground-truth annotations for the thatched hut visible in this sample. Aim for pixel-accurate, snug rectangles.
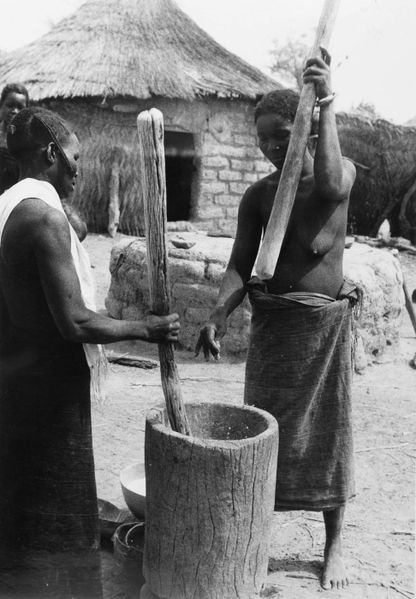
[0,0,278,235]
[337,113,416,241]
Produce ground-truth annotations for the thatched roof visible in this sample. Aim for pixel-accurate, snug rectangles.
[337,113,416,235]
[0,0,279,102]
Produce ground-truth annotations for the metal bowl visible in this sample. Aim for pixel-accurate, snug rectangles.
[120,462,146,519]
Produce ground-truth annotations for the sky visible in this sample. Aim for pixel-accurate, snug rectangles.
[0,0,415,124]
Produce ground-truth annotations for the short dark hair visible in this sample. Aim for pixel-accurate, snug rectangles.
[7,107,72,162]
[0,83,29,107]
[254,89,300,123]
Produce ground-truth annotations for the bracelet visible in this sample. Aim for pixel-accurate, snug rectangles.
[316,92,336,107]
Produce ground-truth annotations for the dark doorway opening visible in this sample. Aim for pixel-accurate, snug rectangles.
[165,131,196,221]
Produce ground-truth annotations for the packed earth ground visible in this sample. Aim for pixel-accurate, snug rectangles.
[85,233,415,599]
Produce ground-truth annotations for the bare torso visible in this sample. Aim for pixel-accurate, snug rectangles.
[250,167,350,298]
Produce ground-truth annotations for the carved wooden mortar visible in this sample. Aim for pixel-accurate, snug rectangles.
[140,402,279,599]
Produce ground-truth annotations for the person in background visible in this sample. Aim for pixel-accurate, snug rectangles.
[0,83,88,241]
[0,83,29,194]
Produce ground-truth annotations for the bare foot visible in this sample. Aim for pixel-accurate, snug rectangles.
[321,542,349,590]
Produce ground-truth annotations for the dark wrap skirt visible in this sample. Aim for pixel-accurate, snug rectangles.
[0,327,101,597]
[244,279,357,511]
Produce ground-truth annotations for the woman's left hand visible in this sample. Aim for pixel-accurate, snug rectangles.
[303,46,332,100]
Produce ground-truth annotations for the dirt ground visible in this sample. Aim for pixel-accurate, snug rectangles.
[85,233,415,599]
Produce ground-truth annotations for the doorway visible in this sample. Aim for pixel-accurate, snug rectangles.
[164,131,196,221]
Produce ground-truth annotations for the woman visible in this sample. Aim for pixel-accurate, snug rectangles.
[0,106,180,596]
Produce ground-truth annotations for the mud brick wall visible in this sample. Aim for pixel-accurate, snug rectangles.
[196,105,274,235]
[106,233,404,368]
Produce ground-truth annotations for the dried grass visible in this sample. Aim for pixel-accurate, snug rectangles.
[337,113,416,235]
[0,0,277,102]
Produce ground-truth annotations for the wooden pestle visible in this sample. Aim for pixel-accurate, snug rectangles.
[255,0,342,280]
[137,108,191,436]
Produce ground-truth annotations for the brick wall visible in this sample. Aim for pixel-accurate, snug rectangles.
[48,96,274,235]
[194,100,274,234]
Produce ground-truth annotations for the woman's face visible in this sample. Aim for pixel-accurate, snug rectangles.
[53,132,80,200]
[256,114,293,170]
[0,92,28,128]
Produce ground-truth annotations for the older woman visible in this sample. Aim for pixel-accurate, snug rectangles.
[0,106,180,596]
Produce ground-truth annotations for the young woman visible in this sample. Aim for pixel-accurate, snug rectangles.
[197,50,357,590]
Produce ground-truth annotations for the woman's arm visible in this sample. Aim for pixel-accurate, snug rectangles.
[195,186,263,360]
[303,50,356,201]
[32,204,179,344]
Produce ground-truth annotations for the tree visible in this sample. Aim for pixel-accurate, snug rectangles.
[354,101,382,120]
[269,37,310,92]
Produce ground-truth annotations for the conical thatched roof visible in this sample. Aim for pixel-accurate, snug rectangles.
[0,0,279,102]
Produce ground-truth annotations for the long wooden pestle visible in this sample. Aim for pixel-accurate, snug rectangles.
[137,108,191,436]
[255,0,342,280]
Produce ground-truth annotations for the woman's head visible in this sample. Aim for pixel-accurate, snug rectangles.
[7,107,79,198]
[254,89,317,169]
[254,90,300,169]
[254,89,300,125]
[0,83,29,129]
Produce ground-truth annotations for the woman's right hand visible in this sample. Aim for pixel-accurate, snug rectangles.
[143,313,180,343]
[195,313,227,361]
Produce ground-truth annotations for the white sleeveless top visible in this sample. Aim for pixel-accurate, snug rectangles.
[0,178,106,403]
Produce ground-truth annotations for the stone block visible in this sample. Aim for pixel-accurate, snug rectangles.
[172,283,218,307]
[218,170,242,182]
[203,155,230,169]
[226,206,239,218]
[222,145,247,158]
[199,181,229,195]
[196,204,226,220]
[254,160,274,173]
[201,169,219,181]
[244,172,260,183]
[169,247,206,262]
[203,143,224,156]
[234,134,255,146]
[230,182,249,195]
[216,220,237,238]
[344,244,404,360]
[168,258,205,284]
[184,307,212,325]
[207,114,234,143]
[231,159,252,171]
[205,262,226,285]
[215,194,241,207]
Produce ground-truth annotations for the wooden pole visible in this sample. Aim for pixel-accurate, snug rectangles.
[403,278,416,336]
[107,159,120,237]
[137,108,191,436]
[255,0,341,280]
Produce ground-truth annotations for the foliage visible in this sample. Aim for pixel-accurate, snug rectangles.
[353,101,382,119]
[269,36,310,92]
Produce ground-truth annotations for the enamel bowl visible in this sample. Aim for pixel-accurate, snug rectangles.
[120,462,146,519]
